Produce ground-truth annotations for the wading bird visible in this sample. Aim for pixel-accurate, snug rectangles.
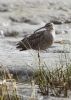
[17,23,55,51]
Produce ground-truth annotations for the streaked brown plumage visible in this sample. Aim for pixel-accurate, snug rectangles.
[16,23,55,51]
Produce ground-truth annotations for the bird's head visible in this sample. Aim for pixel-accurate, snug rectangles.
[34,23,55,33]
[44,23,55,30]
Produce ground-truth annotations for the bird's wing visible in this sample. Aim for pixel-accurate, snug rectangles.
[28,30,45,41]
[27,30,45,49]
[17,30,45,50]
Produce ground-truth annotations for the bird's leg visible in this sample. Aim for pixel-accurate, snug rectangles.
[38,49,41,66]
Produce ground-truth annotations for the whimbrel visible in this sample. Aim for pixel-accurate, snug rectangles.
[17,23,55,51]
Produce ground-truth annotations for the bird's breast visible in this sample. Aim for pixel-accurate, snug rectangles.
[36,33,53,50]
[51,30,55,40]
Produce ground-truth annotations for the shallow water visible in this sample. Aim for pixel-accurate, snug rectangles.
[0,0,71,77]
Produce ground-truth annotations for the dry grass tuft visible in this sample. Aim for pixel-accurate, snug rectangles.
[0,65,20,100]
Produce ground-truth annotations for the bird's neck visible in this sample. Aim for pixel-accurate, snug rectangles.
[46,29,55,39]
[51,29,55,39]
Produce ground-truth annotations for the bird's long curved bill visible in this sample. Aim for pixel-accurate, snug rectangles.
[34,26,45,33]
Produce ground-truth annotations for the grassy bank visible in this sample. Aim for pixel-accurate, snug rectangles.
[0,53,71,99]
[33,52,71,97]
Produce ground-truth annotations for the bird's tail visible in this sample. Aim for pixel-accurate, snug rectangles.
[16,41,28,51]
[16,39,31,51]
